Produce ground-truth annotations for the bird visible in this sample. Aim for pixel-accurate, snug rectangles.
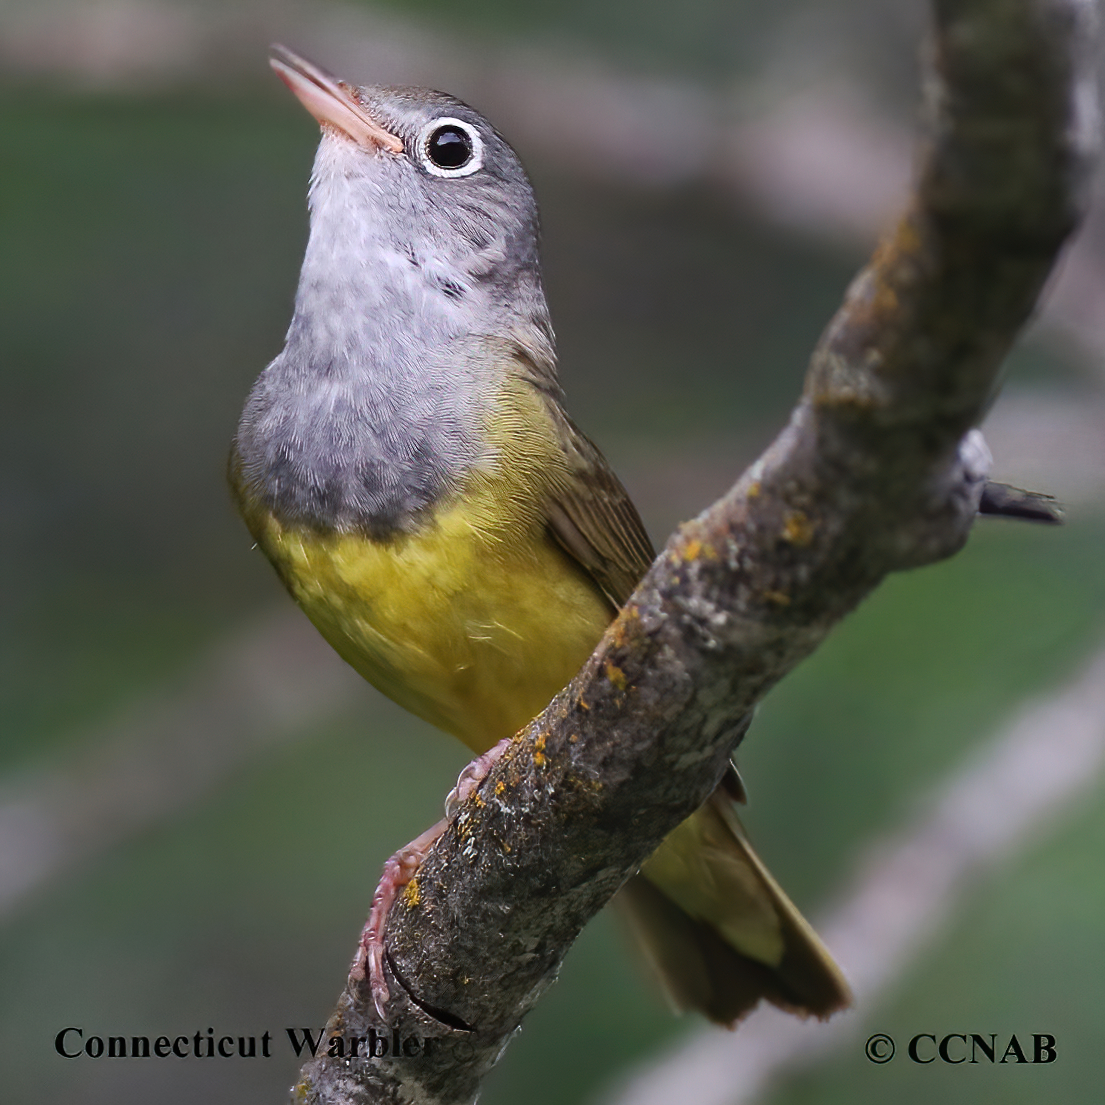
[229,44,857,1027]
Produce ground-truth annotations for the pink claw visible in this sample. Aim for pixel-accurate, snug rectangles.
[445,737,514,817]
[352,737,514,1019]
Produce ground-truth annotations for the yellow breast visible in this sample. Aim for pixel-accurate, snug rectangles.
[239,378,612,754]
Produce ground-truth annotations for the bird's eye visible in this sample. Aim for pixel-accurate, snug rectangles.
[427,126,471,167]
[418,117,483,178]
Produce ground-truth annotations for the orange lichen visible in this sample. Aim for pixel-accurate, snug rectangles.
[782,510,815,547]
[610,605,641,649]
[762,589,791,606]
[604,661,627,691]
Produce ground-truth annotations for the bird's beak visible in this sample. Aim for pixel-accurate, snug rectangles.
[269,44,404,155]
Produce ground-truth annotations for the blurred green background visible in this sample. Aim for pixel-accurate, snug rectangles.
[2,1,1103,1103]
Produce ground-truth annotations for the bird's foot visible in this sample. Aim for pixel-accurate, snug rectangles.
[352,737,514,1019]
[351,817,450,1019]
[445,737,514,817]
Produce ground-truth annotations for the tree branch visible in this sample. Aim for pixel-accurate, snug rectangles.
[290,1,1097,1101]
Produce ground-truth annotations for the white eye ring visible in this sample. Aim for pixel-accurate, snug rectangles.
[417,117,484,178]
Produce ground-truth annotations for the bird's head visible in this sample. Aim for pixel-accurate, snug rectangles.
[270,44,546,323]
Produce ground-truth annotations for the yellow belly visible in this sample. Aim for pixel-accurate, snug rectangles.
[250,492,611,754]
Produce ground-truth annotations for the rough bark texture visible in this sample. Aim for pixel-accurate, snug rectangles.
[289,1,1098,1101]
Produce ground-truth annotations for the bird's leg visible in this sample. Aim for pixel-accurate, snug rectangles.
[352,737,514,1019]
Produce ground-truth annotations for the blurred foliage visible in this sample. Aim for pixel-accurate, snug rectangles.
[355,0,921,95]
[368,0,778,78]
[1,21,1102,1105]
[745,518,1105,906]
[0,90,306,767]
[775,792,1105,1105]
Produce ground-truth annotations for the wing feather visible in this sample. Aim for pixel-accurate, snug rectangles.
[540,399,655,609]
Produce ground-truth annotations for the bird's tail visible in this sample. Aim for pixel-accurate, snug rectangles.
[614,784,850,1026]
